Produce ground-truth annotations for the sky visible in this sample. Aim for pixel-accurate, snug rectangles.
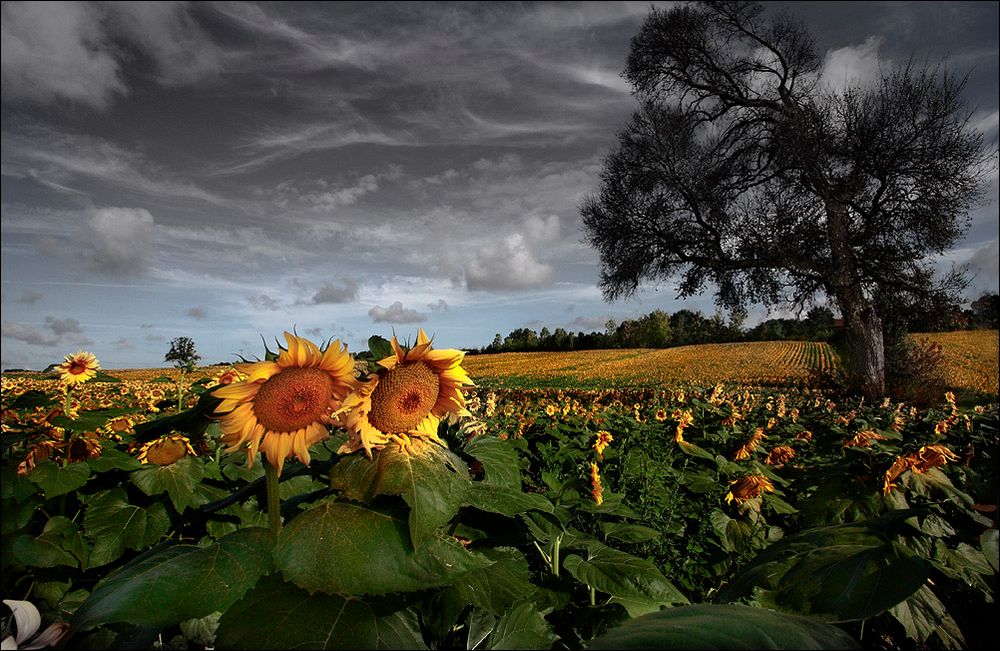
[2,1,998,369]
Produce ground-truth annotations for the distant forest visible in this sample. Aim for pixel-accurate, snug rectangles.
[470,293,999,354]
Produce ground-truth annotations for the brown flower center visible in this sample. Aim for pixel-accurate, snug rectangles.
[368,362,440,434]
[252,366,336,432]
[69,361,89,375]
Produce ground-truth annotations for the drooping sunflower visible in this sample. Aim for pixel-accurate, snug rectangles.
[56,351,100,385]
[211,333,356,475]
[136,434,196,466]
[338,329,473,457]
[724,474,775,505]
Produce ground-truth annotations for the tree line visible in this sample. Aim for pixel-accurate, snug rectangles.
[473,293,998,354]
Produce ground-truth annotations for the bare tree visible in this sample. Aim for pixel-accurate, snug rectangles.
[581,1,992,398]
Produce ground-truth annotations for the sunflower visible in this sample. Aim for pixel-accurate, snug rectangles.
[338,329,473,457]
[211,333,356,475]
[136,434,196,466]
[589,462,604,506]
[764,445,796,467]
[725,474,775,505]
[207,367,248,388]
[593,430,613,459]
[56,351,100,385]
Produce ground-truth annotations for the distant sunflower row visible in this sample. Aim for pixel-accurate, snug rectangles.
[211,330,474,475]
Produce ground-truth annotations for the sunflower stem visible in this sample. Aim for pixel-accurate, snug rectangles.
[62,386,72,468]
[265,460,282,537]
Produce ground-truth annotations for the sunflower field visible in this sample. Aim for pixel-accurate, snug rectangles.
[1,332,997,650]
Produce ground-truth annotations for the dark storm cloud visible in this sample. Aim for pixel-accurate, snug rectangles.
[186,306,208,320]
[1,1,996,367]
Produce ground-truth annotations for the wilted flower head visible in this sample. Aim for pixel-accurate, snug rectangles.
[724,474,774,505]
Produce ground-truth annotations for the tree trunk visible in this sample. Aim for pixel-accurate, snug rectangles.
[838,295,885,399]
[825,200,886,399]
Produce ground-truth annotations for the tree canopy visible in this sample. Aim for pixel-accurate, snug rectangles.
[581,1,992,397]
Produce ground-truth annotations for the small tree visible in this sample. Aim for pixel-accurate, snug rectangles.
[165,337,200,411]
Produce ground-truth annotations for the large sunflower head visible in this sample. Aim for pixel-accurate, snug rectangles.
[56,351,100,386]
[338,329,474,457]
[211,333,356,475]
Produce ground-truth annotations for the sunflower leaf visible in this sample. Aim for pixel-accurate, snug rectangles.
[216,575,427,650]
[587,604,860,650]
[82,488,170,567]
[330,442,471,549]
[28,460,91,499]
[11,516,88,569]
[72,527,273,632]
[719,515,933,622]
[132,456,205,513]
[562,543,688,617]
[274,499,489,595]
[483,602,558,650]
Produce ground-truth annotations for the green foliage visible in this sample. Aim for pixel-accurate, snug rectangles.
[1,363,996,649]
[587,604,861,649]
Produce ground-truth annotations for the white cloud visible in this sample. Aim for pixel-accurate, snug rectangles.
[1,2,222,108]
[523,214,560,242]
[820,36,885,92]
[248,294,283,311]
[303,175,379,208]
[19,291,42,305]
[313,279,360,304]
[106,2,223,86]
[80,207,156,275]
[2,321,60,346]
[967,240,1000,287]
[1,1,124,108]
[44,316,82,336]
[369,301,427,324]
[427,299,449,312]
[565,315,611,331]
[465,233,554,291]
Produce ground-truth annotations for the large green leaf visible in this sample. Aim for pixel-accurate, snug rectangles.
[132,456,206,512]
[87,448,141,473]
[72,527,273,632]
[465,484,554,517]
[710,510,762,554]
[82,488,171,567]
[888,585,965,648]
[216,575,427,650]
[484,602,557,650]
[274,499,490,595]
[10,389,55,409]
[982,529,999,573]
[330,442,470,548]
[722,516,932,622]
[563,543,688,617]
[587,604,860,649]
[464,436,523,489]
[11,516,88,568]
[603,523,662,544]
[450,547,538,615]
[28,460,90,498]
